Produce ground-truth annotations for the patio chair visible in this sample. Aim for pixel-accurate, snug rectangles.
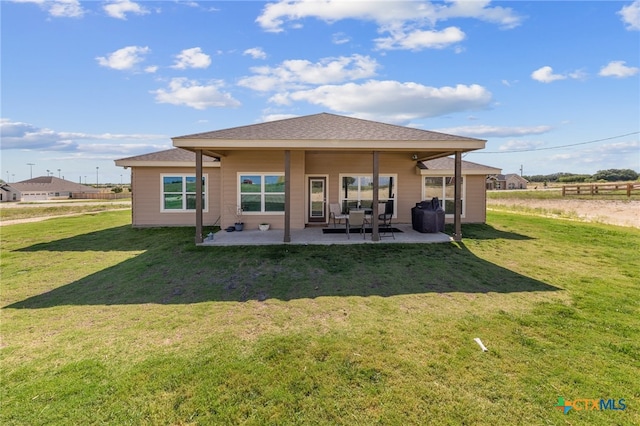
[329,203,348,227]
[347,210,366,239]
[378,201,395,239]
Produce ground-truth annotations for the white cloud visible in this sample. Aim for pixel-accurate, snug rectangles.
[12,0,84,18]
[261,114,300,122]
[332,32,351,45]
[437,0,522,29]
[171,47,211,69]
[243,47,267,60]
[531,66,574,83]
[152,78,241,109]
[498,140,546,152]
[49,0,83,17]
[175,0,219,12]
[618,0,640,30]
[144,65,159,74]
[436,125,553,138]
[103,0,149,20]
[599,60,639,78]
[256,0,521,50]
[375,26,465,50]
[257,0,522,32]
[0,118,166,152]
[96,46,150,71]
[238,54,379,92]
[269,80,492,123]
[549,141,640,167]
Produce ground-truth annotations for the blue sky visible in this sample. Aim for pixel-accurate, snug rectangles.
[2,0,639,184]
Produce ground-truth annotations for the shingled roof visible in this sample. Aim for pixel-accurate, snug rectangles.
[419,156,501,173]
[11,177,100,193]
[115,148,219,167]
[174,113,484,142]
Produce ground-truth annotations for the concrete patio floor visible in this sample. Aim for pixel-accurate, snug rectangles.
[198,223,452,246]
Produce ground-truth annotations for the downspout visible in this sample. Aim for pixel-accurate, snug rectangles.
[453,151,462,242]
[195,149,203,244]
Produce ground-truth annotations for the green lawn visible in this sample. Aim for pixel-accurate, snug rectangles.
[1,210,638,425]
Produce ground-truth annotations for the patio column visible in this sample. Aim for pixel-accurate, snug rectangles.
[195,149,203,244]
[371,150,380,241]
[453,150,462,242]
[284,150,291,243]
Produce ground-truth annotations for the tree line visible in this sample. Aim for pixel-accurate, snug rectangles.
[524,169,639,183]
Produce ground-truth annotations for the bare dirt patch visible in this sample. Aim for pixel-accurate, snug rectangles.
[487,198,639,228]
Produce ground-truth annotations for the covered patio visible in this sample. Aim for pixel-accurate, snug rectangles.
[198,223,452,246]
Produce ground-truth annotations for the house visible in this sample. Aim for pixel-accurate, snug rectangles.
[0,183,20,202]
[116,113,500,242]
[486,174,529,190]
[8,176,100,201]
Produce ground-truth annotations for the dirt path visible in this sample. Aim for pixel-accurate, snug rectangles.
[487,198,639,228]
[0,201,131,226]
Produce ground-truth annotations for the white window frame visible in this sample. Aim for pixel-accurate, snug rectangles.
[338,173,397,216]
[422,175,466,218]
[160,174,208,213]
[237,172,286,215]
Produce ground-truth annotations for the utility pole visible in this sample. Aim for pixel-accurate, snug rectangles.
[96,167,99,186]
[27,163,35,179]
[57,169,61,178]
[520,164,523,176]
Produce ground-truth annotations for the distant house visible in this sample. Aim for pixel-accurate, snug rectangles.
[486,174,528,190]
[0,184,20,202]
[8,176,100,201]
[115,113,504,244]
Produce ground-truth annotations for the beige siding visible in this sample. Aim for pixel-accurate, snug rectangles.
[220,151,305,230]
[462,175,486,223]
[130,167,220,227]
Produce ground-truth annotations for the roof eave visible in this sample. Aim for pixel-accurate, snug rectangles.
[115,160,220,168]
[172,138,486,152]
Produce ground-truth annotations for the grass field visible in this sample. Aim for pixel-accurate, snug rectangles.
[1,210,639,425]
[0,200,131,221]
[487,187,640,201]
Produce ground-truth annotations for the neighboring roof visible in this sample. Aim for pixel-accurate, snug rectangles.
[115,148,220,168]
[490,173,529,182]
[11,177,100,193]
[504,173,529,183]
[418,157,501,175]
[172,113,487,160]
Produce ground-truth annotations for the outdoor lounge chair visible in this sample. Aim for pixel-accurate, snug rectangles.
[329,203,348,227]
[347,210,366,239]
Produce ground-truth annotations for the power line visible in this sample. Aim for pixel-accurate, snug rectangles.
[474,131,639,154]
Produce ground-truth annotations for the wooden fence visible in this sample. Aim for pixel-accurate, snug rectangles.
[562,182,640,197]
[71,192,131,200]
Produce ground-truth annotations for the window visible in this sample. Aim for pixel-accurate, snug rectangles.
[239,174,285,213]
[340,174,396,213]
[423,176,464,216]
[161,175,206,211]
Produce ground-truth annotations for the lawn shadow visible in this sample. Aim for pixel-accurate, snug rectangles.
[5,224,556,309]
[445,223,533,240]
